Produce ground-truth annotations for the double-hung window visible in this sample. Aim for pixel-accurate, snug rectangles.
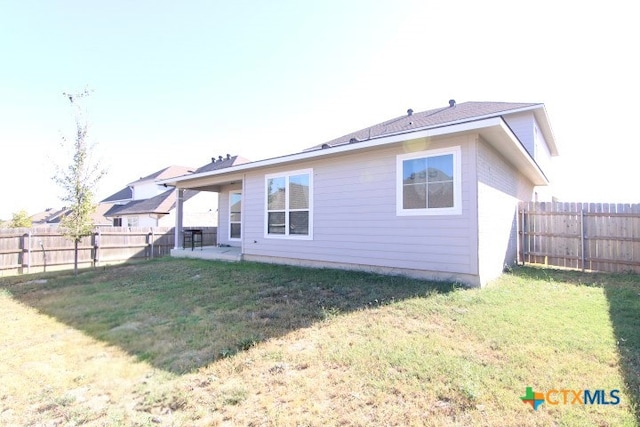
[396,147,461,215]
[265,169,312,238]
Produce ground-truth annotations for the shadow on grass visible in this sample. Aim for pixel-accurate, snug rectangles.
[0,257,456,375]
[512,266,640,422]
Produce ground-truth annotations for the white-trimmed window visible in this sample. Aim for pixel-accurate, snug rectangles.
[229,191,242,240]
[265,169,312,238]
[396,147,461,215]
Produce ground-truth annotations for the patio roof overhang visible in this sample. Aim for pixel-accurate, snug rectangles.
[164,171,246,192]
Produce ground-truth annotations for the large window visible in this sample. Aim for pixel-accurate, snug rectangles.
[396,147,461,215]
[265,169,312,238]
[229,191,242,240]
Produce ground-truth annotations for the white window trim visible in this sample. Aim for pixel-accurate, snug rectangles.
[264,168,313,240]
[229,191,242,241]
[396,146,462,216]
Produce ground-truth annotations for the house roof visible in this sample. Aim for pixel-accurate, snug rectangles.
[30,204,114,227]
[100,186,133,203]
[30,208,68,224]
[196,155,237,173]
[305,101,557,154]
[195,155,251,173]
[159,101,557,189]
[127,165,196,186]
[92,203,116,226]
[104,189,199,217]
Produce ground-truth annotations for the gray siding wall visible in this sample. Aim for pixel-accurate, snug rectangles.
[241,134,479,282]
[504,112,553,180]
[533,120,552,180]
[504,112,534,157]
[476,138,534,284]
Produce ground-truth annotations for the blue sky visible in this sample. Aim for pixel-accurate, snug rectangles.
[1,0,638,219]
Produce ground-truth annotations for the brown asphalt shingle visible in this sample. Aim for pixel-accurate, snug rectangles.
[306,101,540,150]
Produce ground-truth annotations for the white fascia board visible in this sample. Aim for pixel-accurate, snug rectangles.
[160,117,545,187]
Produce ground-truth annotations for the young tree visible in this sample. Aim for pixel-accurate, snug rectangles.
[9,209,32,228]
[53,89,107,275]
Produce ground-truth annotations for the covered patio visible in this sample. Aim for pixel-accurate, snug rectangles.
[159,158,247,263]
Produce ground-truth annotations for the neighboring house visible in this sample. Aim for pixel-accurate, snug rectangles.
[30,208,69,227]
[161,101,559,287]
[30,205,112,228]
[102,156,247,228]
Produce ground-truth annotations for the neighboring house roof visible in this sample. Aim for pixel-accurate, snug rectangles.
[305,101,557,154]
[30,208,67,224]
[92,203,116,226]
[30,204,114,227]
[267,182,309,209]
[127,165,196,186]
[104,189,200,217]
[100,186,133,203]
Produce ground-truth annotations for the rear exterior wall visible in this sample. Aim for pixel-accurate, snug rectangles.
[235,134,481,285]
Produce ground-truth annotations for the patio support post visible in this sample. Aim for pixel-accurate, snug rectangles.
[174,188,184,250]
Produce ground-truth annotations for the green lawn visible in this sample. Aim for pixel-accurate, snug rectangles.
[0,258,637,426]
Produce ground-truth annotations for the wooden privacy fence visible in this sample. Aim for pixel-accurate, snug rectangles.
[519,202,640,273]
[0,226,217,275]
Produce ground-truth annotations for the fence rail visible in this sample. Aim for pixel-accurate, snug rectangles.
[0,226,217,275]
[518,202,640,273]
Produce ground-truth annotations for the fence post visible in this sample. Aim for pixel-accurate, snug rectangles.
[146,229,151,260]
[21,232,30,274]
[150,228,155,259]
[580,208,586,272]
[94,229,100,267]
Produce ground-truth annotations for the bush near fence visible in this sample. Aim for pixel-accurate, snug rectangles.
[519,202,640,274]
[0,226,217,276]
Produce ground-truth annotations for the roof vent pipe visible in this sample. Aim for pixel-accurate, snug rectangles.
[449,99,456,107]
[226,154,231,160]
[219,156,223,161]
[407,108,413,116]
